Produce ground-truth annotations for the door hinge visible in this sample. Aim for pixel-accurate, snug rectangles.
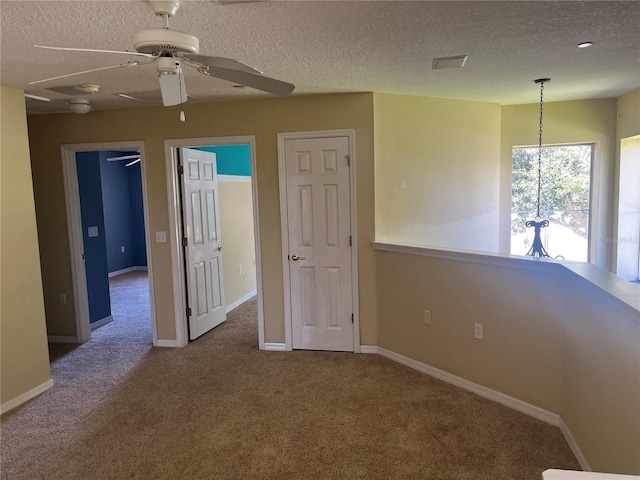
[186,307,192,317]
[345,154,351,166]
[178,164,184,175]
[182,237,188,247]
[351,313,354,323]
[349,235,352,246]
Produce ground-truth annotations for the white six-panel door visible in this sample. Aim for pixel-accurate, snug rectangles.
[284,136,353,351]
[180,148,226,340]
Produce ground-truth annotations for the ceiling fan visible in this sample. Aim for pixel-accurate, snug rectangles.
[30,0,294,112]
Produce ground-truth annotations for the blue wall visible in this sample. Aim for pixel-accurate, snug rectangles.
[128,162,147,266]
[76,152,111,324]
[99,151,147,273]
[194,145,251,176]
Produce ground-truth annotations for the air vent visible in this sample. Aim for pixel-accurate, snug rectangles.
[432,55,468,70]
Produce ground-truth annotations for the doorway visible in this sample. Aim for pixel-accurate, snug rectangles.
[61,141,157,345]
[165,136,264,348]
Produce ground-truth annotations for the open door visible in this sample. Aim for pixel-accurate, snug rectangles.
[180,147,227,340]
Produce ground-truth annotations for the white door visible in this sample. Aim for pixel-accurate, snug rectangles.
[284,136,354,351]
[180,148,226,340]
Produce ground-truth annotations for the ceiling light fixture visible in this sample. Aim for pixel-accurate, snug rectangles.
[68,98,93,114]
[432,55,468,70]
[577,42,593,48]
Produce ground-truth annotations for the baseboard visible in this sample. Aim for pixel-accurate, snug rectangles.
[559,419,592,472]
[90,315,113,330]
[264,342,287,351]
[155,339,181,348]
[1,379,54,415]
[360,345,379,354]
[47,335,78,343]
[375,346,560,426]
[226,290,257,313]
[108,266,148,278]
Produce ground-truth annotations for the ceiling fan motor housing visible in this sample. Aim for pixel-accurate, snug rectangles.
[133,28,199,55]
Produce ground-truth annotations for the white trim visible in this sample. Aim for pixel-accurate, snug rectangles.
[559,419,592,472]
[108,266,148,278]
[163,136,264,349]
[155,339,181,348]
[277,129,360,353]
[359,345,379,354]
[0,379,54,415]
[226,290,257,313]
[90,315,113,330]
[47,335,79,343]
[217,174,251,183]
[61,141,157,346]
[264,343,287,351]
[375,346,560,426]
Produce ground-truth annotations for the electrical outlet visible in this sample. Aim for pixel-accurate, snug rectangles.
[238,264,243,275]
[474,323,483,339]
[423,310,432,325]
[121,245,125,253]
[59,293,67,305]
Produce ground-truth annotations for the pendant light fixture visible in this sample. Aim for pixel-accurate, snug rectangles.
[526,78,552,258]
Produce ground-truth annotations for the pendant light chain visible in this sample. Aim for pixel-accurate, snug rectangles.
[526,78,552,258]
[536,80,545,219]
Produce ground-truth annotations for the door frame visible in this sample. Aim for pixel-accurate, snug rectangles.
[61,141,157,344]
[164,136,265,348]
[277,130,360,352]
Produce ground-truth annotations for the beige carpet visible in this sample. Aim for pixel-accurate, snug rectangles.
[1,271,580,479]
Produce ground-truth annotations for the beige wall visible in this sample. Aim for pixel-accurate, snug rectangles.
[500,99,618,269]
[616,88,640,141]
[0,86,52,406]
[26,93,377,345]
[374,93,502,252]
[559,275,640,474]
[375,249,640,474]
[218,179,257,308]
[376,252,564,412]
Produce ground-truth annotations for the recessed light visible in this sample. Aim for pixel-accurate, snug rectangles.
[432,55,468,70]
[578,42,593,48]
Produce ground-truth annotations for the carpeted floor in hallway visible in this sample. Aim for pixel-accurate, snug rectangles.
[1,271,580,479]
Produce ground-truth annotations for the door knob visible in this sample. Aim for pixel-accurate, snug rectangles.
[291,253,305,261]
[217,245,223,252]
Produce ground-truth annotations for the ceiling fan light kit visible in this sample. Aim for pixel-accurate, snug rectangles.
[68,98,92,114]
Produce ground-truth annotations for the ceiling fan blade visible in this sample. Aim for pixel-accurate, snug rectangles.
[201,67,294,96]
[159,69,187,106]
[34,45,155,58]
[107,155,140,162]
[178,53,262,75]
[24,93,51,102]
[29,61,141,86]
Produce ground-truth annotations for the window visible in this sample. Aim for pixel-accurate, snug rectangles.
[511,144,593,262]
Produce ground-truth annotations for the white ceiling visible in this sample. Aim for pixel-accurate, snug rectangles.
[1,0,639,114]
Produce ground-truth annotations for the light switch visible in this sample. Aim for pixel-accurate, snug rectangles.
[155,231,167,243]
[88,226,99,237]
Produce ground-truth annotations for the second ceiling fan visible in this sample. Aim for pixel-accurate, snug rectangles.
[31,0,295,109]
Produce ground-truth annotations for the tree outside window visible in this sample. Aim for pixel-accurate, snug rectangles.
[511,145,592,261]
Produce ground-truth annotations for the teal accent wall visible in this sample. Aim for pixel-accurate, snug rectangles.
[194,145,251,176]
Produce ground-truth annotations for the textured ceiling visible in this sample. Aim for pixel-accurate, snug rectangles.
[1,0,639,114]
